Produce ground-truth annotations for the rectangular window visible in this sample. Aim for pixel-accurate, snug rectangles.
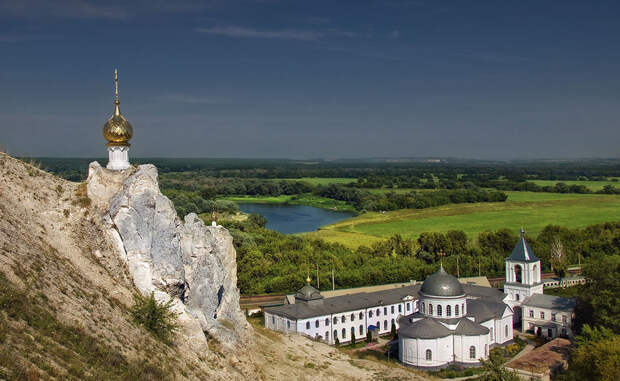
[406,303,411,311]
[540,311,545,319]
[551,313,556,322]
[529,310,534,318]
[398,305,402,313]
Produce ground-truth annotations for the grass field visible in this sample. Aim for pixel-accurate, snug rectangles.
[301,192,620,248]
[530,179,619,191]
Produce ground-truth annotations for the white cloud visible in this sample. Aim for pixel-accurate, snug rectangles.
[194,26,322,41]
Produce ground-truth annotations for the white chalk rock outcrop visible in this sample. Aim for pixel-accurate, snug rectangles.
[182,213,248,343]
[86,162,249,349]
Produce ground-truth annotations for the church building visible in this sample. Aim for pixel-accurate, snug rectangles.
[102,69,133,170]
[503,229,544,322]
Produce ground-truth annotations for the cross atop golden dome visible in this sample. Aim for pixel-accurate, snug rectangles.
[103,69,133,147]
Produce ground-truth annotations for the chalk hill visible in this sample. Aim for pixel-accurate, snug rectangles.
[0,152,429,381]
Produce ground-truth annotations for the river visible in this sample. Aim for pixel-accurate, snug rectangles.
[236,203,355,234]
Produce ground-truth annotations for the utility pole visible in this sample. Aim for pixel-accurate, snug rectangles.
[316,263,320,289]
[332,266,335,290]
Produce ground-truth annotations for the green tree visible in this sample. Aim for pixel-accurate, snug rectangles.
[550,238,568,277]
[561,325,620,381]
[577,256,620,333]
[130,292,179,343]
[248,213,267,228]
[478,350,519,381]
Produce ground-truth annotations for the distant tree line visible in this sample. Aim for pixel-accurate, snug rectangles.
[159,175,508,213]
[31,157,620,184]
[225,219,620,295]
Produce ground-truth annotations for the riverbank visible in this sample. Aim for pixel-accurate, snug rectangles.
[220,193,358,213]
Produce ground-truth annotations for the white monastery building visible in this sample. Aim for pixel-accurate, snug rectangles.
[264,230,576,369]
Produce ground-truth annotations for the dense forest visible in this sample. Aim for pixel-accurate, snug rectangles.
[221,217,620,295]
[32,157,620,183]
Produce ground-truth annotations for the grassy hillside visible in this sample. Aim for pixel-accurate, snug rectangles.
[302,192,620,248]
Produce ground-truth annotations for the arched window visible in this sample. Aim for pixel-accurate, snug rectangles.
[333,329,337,339]
[342,328,346,338]
[369,310,373,318]
[505,325,509,337]
[315,320,319,328]
[425,349,432,361]
[326,331,329,340]
[391,305,395,314]
[325,318,330,326]
[533,264,538,282]
[446,305,452,317]
[515,265,522,283]
[333,317,338,324]
[429,304,433,315]
[306,322,310,329]
[359,325,363,335]
[384,307,387,315]
[359,312,363,319]
[455,304,459,316]
[398,304,402,313]
[469,346,476,359]
[341,315,346,323]
[437,305,442,317]
[391,318,395,330]
[351,313,355,321]
[377,308,381,316]
[384,320,387,330]
[516,293,520,301]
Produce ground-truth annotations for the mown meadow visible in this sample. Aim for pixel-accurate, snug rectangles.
[302,192,620,248]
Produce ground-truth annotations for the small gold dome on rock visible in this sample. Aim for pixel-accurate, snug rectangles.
[103,69,133,147]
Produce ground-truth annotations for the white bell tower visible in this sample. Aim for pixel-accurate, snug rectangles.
[504,229,544,314]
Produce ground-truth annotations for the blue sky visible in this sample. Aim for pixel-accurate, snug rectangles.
[1,0,619,159]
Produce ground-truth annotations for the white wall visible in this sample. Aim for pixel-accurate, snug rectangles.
[454,334,488,363]
[400,336,454,367]
[521,306,574,339]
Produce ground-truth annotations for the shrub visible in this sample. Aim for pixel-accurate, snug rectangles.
[130,292,179,343]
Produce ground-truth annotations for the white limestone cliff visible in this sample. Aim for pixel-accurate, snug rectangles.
[86,161,249,349]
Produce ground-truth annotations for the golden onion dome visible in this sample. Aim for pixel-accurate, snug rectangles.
[103,69,133,147]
